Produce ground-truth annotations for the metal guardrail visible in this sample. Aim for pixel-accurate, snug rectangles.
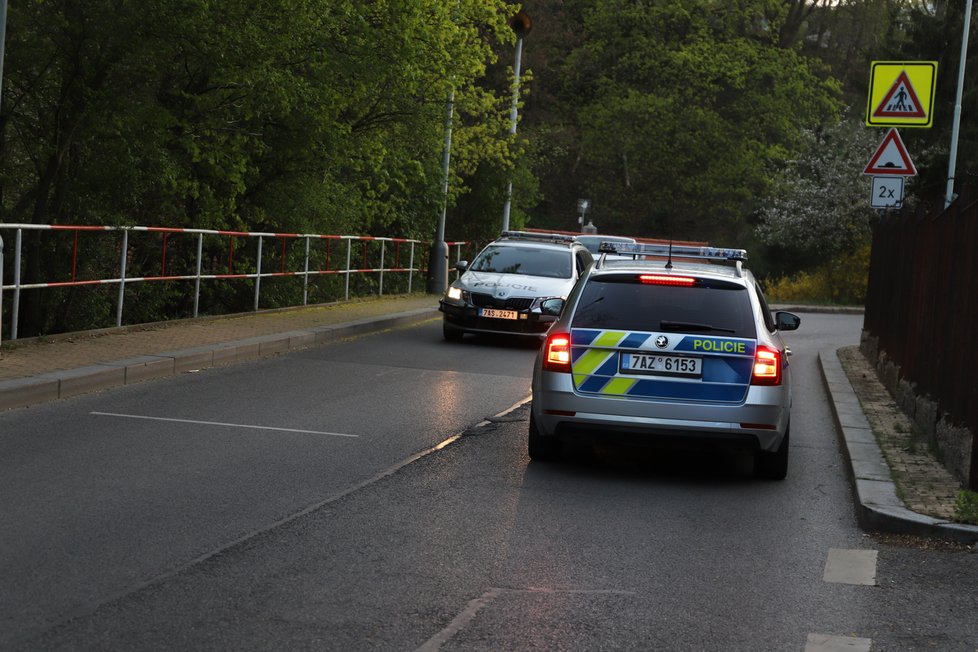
[0,224,468,341]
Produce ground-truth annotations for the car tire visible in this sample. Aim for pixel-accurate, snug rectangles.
[443,321,464,341]
[754,426,789,480]
[528,411,561,461]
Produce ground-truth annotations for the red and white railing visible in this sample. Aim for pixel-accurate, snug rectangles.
[0,223,482,344]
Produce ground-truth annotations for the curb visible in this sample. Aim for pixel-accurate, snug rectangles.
[0,307,439,412]
[819,349,978,543]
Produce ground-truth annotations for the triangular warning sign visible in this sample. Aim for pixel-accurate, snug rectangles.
[863,128,917,176]
[872,71,927,119]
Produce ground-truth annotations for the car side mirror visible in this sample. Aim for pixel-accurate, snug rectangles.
[540,298,564,316]
[775,311,800,331]
[454,260,469,272]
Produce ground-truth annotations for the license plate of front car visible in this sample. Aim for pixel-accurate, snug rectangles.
[620,353,702,377]
[480,308,518,320]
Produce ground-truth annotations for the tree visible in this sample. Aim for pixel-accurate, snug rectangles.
[521,0,842,243]
[884,1,978,204]
[755,116,880,264]
[0,0,517,335]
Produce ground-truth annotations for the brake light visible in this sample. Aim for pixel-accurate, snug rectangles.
[543,332,572,372]
[751,345,782,385]
[638,274,696,287]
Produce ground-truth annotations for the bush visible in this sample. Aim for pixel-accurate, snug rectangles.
[764,243,870,306]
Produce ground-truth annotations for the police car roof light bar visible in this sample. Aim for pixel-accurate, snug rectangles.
[500,230,577,244]
[597,242,748,262]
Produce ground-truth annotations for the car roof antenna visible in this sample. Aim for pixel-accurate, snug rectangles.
[665,240,673,270]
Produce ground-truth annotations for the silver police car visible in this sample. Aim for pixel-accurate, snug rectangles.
[439,231,594,341]
[529,243,800,479]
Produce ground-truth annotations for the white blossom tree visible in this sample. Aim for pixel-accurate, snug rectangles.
[755,116,884,261]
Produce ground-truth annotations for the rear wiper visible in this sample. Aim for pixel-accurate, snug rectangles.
[659,320,736,334]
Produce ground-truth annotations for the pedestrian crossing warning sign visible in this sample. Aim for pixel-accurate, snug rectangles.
[866,61,937,127]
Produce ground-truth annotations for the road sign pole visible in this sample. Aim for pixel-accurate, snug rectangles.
[945,0,973,209]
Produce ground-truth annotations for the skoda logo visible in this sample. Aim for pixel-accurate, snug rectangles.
[655,335,669,349]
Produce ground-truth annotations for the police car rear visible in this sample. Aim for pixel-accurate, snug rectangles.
[529,243,800,479]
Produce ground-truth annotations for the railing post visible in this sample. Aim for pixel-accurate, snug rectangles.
[253,235,263,312]
[303,236,310,306]
[0,234,4,347]
[379,240,386,296]
[193,232,203,318]
[345,238,352,301]
[12,228,21,339]
[116,229,128,327]
[408,242,415,294]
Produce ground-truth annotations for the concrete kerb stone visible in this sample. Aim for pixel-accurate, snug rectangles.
[56,364,127,399]
[819,349,978,543]
[0,305,439,412]
[0,375,61,411]
[103,355,176,385]
[309,307,438,346]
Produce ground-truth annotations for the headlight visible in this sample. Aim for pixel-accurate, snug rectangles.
[447,286,462,301]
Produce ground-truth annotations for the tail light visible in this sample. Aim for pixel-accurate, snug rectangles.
[751,345,782,386]
[543,332,572,372]
[638,274,696,287]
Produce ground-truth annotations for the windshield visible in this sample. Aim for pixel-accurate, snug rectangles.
[469,245,573,279]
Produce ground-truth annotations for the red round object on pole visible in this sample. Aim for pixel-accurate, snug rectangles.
[508,10,532,37]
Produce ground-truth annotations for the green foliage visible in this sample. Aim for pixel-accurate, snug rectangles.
[0,0,516,233]
[882,3,978,204]
[0,0,517,335]
[755,115,879,267]
[954,490,978,525]
[520,0,842,242]
[764,243,870,306]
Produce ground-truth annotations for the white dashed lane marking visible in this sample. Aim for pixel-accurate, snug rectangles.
[806,548,879,650]
[805,633,873,652]
[415,587,636,652]
[90,411,358,437]
[823,548,878,586]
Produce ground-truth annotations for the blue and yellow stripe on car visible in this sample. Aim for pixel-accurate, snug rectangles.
[570,328,756,403]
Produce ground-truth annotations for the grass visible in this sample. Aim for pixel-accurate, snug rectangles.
[954,490,978,525]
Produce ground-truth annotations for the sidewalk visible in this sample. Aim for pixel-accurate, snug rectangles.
[2,297,975,544]
[0,294,439,411]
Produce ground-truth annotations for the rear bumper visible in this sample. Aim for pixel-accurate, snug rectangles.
[531,371,789,452]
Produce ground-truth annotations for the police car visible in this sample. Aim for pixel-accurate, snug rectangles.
[439,231,594,340]
[528,242,800,479]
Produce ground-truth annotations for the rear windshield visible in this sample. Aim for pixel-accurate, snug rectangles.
[572,275,757,338]
[470,245,573,279]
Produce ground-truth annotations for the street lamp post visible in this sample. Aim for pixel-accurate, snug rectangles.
[426,90,455,294]
[501,11,532,233]
[577,199,590,233]
[945,0,973,209]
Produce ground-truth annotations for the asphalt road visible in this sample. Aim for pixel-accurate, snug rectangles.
[2,314,976,651]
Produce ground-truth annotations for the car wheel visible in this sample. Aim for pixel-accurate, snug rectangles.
[754,426,789,480]
[443,320,464,341]
[528,411,560,461]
